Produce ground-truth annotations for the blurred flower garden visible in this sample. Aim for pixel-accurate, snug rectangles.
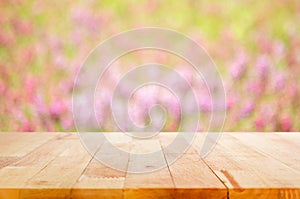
[0,0,300,132]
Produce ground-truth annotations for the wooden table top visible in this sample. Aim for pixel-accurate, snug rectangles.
[0,132,299,199]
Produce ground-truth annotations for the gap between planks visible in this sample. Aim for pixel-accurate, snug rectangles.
[0,133,300,199]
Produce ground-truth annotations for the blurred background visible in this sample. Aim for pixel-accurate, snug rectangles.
[0,0,299,132]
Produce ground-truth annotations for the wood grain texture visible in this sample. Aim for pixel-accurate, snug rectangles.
[20,139,92,198]
[204,133,300,199]
[0,132,299,199]
[0,133,57,157]
[230,133,300,171]
[124,137,174,198]
[165,153,227,199]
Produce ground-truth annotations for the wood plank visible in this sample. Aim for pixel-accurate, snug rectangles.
[164,149,227,198]
[159,132,198,154]
[72,133,125,199]
[19,139,93,198]
[94,133,131,173]
[276,132,300,146]
[12,133,73,168]
[230,133,300,171]
[0,134,77,198]
[0,133,57,157]
[72,159,125,199]
[124,137,174,199]
[0,167,39,199]
[73,133,130,199]
[203,133,300,198]
[0,132,299,199]
[0,157,20,169]
[160,133,227,198]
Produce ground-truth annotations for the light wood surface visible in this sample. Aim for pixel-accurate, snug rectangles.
[0,132,299,199]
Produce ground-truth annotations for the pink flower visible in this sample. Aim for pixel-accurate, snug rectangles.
[198,96,212,112]
[48,37,62,51]
[254,117,265,131]
[247,81,263,95]
[12,18,33,35]
[135,86,159,109]
[274,73,285,91]
[71,29,84,45]
[159,88,180,118]
[240,101,255,117]
[280,116,293,132]
[53,55,67,69]
[230,53,247,79]
[256,55,269,78]
[22,120,35,132]
[0,63,8,77]
[129,101,147,127]
[62,118,73,130]
[0,80,5,94]
[23,47,35,64]
[95,90,111,126]
[194,87,212,112]
[176,67,193,85]
[0,32,13,46]
[49,99,67,119]
[272,41,285,58]
[286,84,297,99]
[34,95,48,115]
[226,94,237,110]
[72,9,100,31]
[24,77,36,102]
[258,37,272,53]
